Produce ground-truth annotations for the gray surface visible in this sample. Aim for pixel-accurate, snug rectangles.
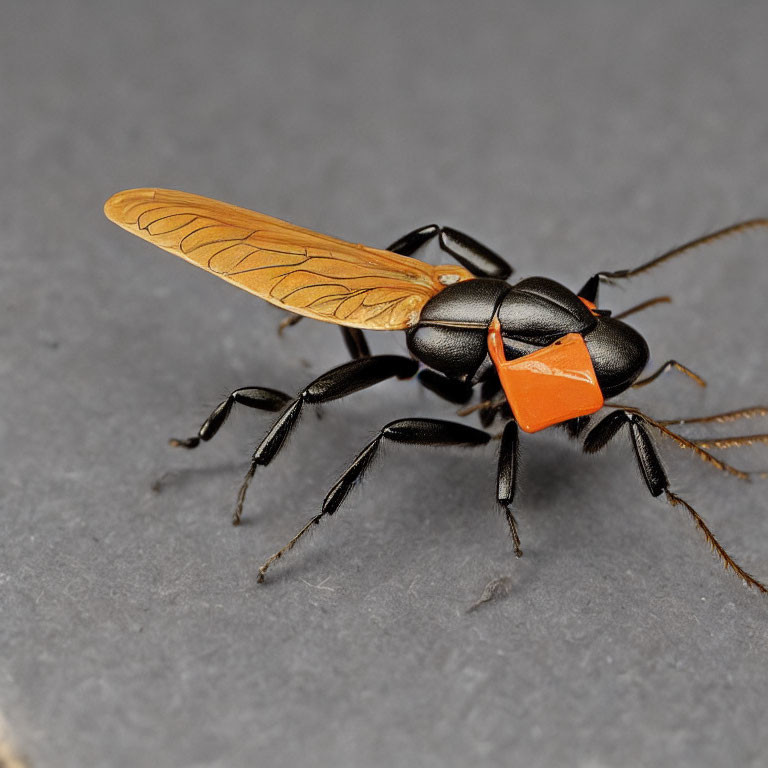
[3,1,768,766]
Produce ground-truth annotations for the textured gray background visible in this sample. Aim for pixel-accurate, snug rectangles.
[3,1,768,766]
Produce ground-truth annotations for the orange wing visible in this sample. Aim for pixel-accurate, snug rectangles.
[104,188,473,330]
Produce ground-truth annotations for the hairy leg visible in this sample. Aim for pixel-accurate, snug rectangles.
[584,408,767,593]
[257,418,491,582]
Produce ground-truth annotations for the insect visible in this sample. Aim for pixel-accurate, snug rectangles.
[104,188,768,590]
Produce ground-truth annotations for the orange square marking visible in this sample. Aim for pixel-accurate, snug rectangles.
[488,318,604,433]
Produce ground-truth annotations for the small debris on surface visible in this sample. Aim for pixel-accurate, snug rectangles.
[151,471,177,493]
[466,576,513,613]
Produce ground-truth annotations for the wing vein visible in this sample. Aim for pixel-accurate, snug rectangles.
[104,187,473,330]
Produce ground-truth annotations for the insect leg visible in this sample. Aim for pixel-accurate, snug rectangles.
[613,296,672,320]
[497,420,522,557]
[257,417,490,582]
[659,405,768,427]
[578,219,768,303]
[456,376,510,427]
[584,409,768,592]
[632,360,707,389]
[233,355,419,525]
[417,369,474,404]
[277,313,303,335]
[693,434,768,451]
[277,314,370,360]
[341,327,371,359]
[277,222,512,352]
[561,416,592,439]
[279,215,457,359]
[386,225,512,279]
[603,405,753,479]
[169,387,293,449]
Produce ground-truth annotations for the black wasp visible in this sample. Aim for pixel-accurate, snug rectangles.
[106,188,768,590]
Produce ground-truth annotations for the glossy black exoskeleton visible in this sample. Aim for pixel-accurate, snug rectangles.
[406,276,649,398]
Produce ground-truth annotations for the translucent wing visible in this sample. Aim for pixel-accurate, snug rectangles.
[104,188,473,330]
